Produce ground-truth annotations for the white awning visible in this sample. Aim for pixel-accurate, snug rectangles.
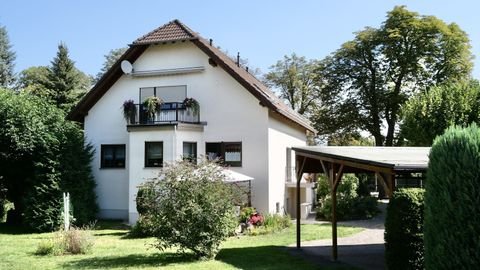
[222,169,254,182]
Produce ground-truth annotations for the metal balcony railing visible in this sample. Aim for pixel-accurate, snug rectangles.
[127,102,200,125]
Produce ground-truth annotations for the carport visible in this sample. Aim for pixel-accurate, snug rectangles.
[292,146,430,261]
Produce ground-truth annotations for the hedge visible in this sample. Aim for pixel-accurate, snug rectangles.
[424,124,480,269]
[385,188,425,270]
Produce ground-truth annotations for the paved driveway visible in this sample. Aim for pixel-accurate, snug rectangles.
[289,200,388,270]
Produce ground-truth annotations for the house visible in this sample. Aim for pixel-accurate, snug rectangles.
[68,20,316,223]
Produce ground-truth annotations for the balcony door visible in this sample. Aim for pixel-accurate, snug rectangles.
[139,86,187,123]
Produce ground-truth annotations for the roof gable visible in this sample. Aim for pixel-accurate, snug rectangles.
[68,20,315,133]
[133,20,197,45]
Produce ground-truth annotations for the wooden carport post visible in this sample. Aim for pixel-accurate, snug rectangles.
[329,163,344,261]
[296,156,306,249]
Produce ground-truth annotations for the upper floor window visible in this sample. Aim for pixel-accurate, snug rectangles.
[101,144,125,168]
[145,142,163,167]
[183,142,197,163]
[206,142,242,167]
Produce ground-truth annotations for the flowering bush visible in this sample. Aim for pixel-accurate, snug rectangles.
[183,97,200,114]
[248,213,264,226]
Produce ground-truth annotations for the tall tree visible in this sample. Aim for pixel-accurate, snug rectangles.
[0,88,97,230]
[95,47,127,82]
[0,24,16,88]
[16,66,51,96]
[264,53,318,116]
[401,80,480,146]
[316,6,473,146]
[47,43,91,111]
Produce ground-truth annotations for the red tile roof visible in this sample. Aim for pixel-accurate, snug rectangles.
[68,20,315,133]
[133,20,196,45]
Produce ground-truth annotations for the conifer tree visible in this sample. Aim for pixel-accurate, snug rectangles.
[0,24,16,88]
[48,43,80,110]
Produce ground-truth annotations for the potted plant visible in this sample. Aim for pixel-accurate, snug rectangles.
[122,99,137,124]
[183,97,200,115]
[143,96,163,122]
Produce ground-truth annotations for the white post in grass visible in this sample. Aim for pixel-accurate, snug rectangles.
[63,192,70,231]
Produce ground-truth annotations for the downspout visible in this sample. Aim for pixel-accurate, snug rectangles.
[173,125,177,161]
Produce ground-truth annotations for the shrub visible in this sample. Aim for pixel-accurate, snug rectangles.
[385,188,425,270]
[35,226,94,255]
[317,174,378,221]
[129,215,155,238]
[137,160,238,259]
[239,207,256,223]
[248,214,291,235]
[424,124,480,269]
[248,213,264,226]
[35,240,58,255]
[60,226,94,254]
[0,89,97,231]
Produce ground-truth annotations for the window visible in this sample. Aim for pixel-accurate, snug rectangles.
[145,142,163,167]
[139,86,187,123]
[183,142,197,163]
[101,144,125,168]
[206,142,242,167]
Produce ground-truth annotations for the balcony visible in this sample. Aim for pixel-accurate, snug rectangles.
[127,102,200,125]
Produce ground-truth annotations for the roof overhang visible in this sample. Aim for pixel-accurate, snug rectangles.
[292,146,430,174]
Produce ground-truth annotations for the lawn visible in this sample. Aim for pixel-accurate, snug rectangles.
[0,221,361,270]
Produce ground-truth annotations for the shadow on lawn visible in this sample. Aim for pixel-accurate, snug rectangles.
[63,252,197,269]
[63,245,350,270]
[0,223,32,234]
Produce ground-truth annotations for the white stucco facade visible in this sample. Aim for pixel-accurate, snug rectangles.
[83,41,311,223]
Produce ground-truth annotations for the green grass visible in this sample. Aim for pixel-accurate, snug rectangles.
[0,221,361,269]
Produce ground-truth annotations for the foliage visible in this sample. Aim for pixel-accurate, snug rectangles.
[143,96,163,119]
[385,188,425,270]
[239,207,256,223]
[264,53,319,116]
[249,214,292,235]
[36,226,94,255]
[316,174,378,220]
[95,47,127,82]
[315,6,473,146]
[16,66,51,95]
[401,80,480,146]
[136,160,238,259]
[47,43,92,111]
[248,213,264,226]
[122,99,137,123]
[0,24,16,88]
[424,124,480,269]
[35,239,58,255]
[0,88,97,231]
[327,133,375,146]
[183,97,200,114]
[58,127,97,226]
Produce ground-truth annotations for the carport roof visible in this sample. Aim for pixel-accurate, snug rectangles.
[292,146,430,172]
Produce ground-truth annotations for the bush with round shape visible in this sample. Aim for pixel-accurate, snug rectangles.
[136,160,237,259]
[317,174,378,221]
[385,188,425,270]
[424,124,480,269]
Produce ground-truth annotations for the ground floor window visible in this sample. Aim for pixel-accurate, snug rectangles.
[206,142,242,167]
[183,142,197,163]
[101,144,126,168]
[145,142,163,167]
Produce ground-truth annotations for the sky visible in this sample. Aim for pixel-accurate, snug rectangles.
[1,0,479,79]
